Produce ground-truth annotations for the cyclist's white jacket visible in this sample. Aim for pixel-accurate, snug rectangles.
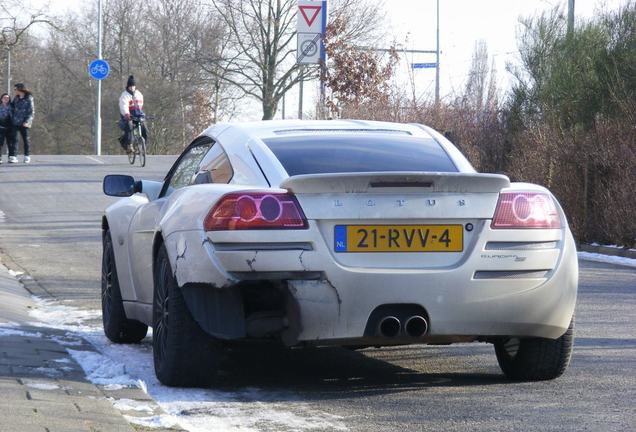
[118,89,144,118]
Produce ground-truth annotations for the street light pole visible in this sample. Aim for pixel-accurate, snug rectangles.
[567,0,575,34]
[95,0,102,156]
[435,0,440,105]
[6,48,10,95]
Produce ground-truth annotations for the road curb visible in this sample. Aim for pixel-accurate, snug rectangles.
[0,248,55,299]
[579,244,636,259]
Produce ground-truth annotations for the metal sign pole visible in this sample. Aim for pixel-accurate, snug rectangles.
[282,80,286,120]
[567,0,575,33]
[296,0,327,119]
[298,67,304,120]
[435,0,440,105]
[319,0,327,118]
[95,0,102,156]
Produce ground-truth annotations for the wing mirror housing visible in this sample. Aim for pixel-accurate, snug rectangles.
[103,174,141,197]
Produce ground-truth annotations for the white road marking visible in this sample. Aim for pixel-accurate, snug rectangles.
[85,156,105,164]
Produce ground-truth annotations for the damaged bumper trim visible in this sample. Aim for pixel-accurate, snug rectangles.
[230,271,324,281]
[214,242,314,251]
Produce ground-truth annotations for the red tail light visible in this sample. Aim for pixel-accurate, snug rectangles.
[204,192,308,231]
[491,192,561,229]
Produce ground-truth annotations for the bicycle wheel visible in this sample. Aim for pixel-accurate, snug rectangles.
[127,140,136,165]
[138,136,146,167]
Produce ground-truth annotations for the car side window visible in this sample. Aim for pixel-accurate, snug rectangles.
[193,143,234,185]
[166,142,213,194]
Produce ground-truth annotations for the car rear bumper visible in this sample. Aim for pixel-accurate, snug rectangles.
[283,229,576,341]
[168,222,578,342]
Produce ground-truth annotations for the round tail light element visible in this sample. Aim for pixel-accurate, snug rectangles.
[236,196,258,221]
[204,192,308,231]
[259,195,283,222]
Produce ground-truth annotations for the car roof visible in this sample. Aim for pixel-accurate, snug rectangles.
[212,119,433,141]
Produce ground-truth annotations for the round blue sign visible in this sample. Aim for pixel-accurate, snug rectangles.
[89,59,110,80]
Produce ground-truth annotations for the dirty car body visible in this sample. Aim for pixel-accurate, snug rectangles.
[102,120,578,385]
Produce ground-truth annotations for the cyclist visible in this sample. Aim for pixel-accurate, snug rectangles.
[118,75,146,153]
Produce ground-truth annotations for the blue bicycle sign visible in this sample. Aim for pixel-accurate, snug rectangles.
[89,59,110,80]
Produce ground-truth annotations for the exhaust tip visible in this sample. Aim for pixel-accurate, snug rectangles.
[378,316,401,338]
[405,315,428,338]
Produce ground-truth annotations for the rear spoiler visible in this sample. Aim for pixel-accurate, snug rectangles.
[280,172,511,194]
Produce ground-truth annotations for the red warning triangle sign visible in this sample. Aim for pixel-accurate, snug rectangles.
[299,5,321,28]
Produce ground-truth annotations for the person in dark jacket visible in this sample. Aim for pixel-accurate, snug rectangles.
[11,83,34,164]
[0,93,14,164]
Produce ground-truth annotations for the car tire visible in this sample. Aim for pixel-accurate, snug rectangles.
[102,230,148,343]
[153,243,222,387]
[494,318,574,381]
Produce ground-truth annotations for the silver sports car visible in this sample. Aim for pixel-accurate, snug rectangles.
[101,120,578,387]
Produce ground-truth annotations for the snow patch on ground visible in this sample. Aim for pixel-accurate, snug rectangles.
[66,349,138,386]
[123,414,180,429]
[29,297,101,331]
[578,251,636,268]
[23,380,60,390]
[24,296,349,431]
[49,334,85,346]
[0,321,19,327]
[0,327,43,338]
[111,398,155,413]
[103,383,130,391]
[83,338,348,431]
[35,366,63,377]
[590,243,635,251]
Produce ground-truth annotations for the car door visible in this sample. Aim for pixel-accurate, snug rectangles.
[127,138,214,304]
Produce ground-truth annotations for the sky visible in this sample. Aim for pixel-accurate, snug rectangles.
[387,0,629,101]
[25,0,631,119]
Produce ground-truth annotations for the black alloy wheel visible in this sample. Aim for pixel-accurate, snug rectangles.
[152,243,222,387]
[494,318,574,381]
[101,230,148,343]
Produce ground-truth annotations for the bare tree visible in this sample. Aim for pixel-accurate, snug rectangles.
[329,0,385,46]
[0,1,51,49]
[463,40,498,111]
[208,0,311,120]
[0,0,54,90]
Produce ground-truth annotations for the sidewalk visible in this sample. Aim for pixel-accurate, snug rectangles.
[0,262,182,432]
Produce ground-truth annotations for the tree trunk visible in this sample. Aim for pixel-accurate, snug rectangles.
[262,98,276,120]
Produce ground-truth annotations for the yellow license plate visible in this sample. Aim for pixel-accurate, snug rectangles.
[334,225,463,252]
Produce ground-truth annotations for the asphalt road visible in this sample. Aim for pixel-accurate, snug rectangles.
[0,155,634,432]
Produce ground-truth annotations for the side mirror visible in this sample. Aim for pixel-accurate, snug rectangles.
[193,171,212,185]
[103,174,139,197]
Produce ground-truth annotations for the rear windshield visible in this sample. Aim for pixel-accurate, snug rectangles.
[262,134,458,176]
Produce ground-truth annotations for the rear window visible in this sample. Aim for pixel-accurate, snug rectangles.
[263,134,457,176]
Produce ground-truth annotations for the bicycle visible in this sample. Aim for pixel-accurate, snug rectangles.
[127,116,147,167]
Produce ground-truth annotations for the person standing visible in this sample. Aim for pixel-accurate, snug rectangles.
[0,93,14,164]
[118,75,145,153]
[11,83,34,164]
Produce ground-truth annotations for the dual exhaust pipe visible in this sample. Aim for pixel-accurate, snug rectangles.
[377,315,428,338]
